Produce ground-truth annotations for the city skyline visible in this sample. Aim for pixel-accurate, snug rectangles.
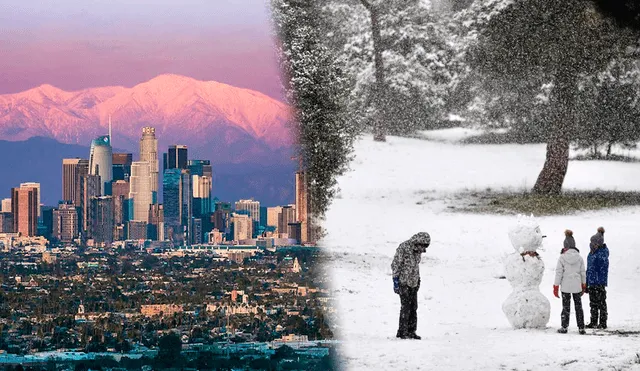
[0,124,312,246]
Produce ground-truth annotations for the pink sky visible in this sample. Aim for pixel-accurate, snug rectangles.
[0,0,285,100]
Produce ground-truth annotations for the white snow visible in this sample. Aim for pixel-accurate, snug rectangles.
[323,134,640,370]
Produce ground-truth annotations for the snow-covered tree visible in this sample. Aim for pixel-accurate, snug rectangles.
[271,0,357,220]
[471,0,636,194]
[321,0,457,139]
[574,59,640,158]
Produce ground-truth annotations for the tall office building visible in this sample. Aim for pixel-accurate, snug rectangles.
[91,196,114,245]
[192,218,203,244]
[287,222,302,245]
[20,182,41,218]
[148,204,164,241]
[129,162,153,223]
[139,127,159,193]
[112,153,133,181]
[52,203,78,242]
[295,171,312,243]
[128,221,148,240]
[41,206,54,240]
[192,175,212,216]
[163,168,192,243]
[235,199,260,225]
[0,212,13,233]
[213,202,232,239]
[62,158,89,206]
[1,198,11,213]
[267,206,283,231]
[11,186,38,236]
[163,145,188,171]
[89,135,113,195]
[111,180,130,225]
[278,205,296,238]
[232,213,252,242]
[80,174,101,238]
[188,159,212,178]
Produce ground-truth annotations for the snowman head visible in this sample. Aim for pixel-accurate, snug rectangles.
[508,214,544,254]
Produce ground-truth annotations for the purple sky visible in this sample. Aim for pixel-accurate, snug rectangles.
[0,0,284,100]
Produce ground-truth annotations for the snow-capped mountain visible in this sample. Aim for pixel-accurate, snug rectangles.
[0,74,292,161]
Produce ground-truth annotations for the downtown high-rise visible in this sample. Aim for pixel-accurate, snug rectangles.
[163,168,192,244]
[89,135,113,195]
[11,186,38,236]
[62,158,89,206]
[139,127,159,194]
[129,162,153,223]
[164,145,188,171]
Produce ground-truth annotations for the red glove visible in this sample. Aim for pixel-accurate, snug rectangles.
[553,285,559,298]
[582,284,587,295]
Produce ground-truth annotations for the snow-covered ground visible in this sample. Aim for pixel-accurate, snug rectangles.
[323,134,640,371]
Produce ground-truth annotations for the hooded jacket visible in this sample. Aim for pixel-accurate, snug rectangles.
[554,248,586,294]
[587,244,609,287]
[391,232,430,288]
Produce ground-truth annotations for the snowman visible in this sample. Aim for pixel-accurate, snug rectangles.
[502,215,550,329]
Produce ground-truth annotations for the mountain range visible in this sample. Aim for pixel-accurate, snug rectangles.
[0,75,297,206]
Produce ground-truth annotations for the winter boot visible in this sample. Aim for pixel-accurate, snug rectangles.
[579,328,586,335]
[597,324,607,330]
[557,328,568,334]
[407,333,422,340]
[585,322,597,329]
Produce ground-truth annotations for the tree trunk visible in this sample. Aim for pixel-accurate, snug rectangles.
[606,142,613,158]
[532,66,576,195]
[361,0,386,142]
[532,130,570,194]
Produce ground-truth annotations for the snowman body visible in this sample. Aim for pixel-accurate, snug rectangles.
[502,216,550,329]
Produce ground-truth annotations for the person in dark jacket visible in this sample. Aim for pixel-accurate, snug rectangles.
[391,232,430,340]
[586,226,609,329]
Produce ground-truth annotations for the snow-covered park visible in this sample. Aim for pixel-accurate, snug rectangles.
[322,131,640,370]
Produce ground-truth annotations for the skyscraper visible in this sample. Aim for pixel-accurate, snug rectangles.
[62,158,89,206]
[148,204,164,241]
[235,199,260,225]
[232,213,252,241]
[0,212,13,233]
[192,175,212,216]
[89,135,113,195]
[80,174,101,238]
[267,206,283,231]
[129,162,153,223]
[163,168,192,244]
[20,182,41,218]
[164,145,188,171]
[140,127,159,193]
[112,180,130,225]
[278,205,296,238]
[112,153,133,181]
[52,203,78,242]
[11,186,38,236]
[295,171,312,243]
[91,196,114,245]
[188,159,212,178]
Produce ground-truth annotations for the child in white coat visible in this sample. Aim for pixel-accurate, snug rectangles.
[553,230,587,334]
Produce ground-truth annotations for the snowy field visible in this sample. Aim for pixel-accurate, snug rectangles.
[322,133,640,371]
